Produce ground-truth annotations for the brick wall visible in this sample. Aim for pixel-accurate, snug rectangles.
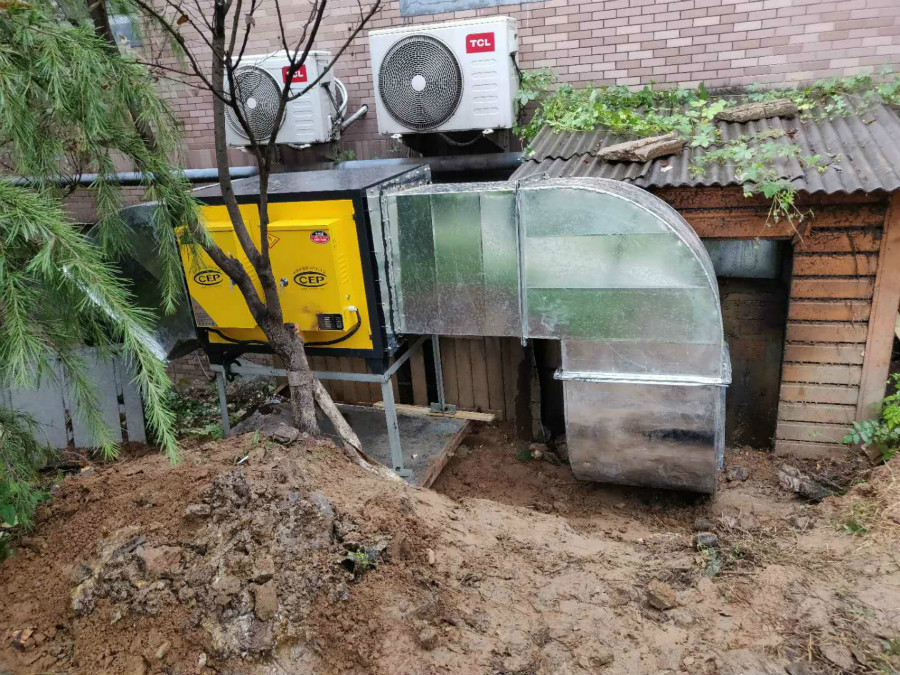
[156,0,900,168]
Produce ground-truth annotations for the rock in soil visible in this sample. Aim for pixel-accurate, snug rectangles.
[789,515,812,530]
[529,443,548,460]
[553,439,569,463]
[692,517,714,532]
[692,532,719,549]
[646,580,677,610]
[819,643,855,672]
[417,626,440,651]
[726,465,749,482]
[786,659,825,675]
[779,465,840,501]
[252,582,278,621]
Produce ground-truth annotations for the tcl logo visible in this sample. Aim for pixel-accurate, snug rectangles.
[281,65,308,83]
[466,32,495,53]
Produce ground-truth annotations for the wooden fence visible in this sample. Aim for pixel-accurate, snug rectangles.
[309,336,528,423]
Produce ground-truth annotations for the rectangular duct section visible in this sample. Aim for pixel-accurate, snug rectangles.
[376,178,731,493]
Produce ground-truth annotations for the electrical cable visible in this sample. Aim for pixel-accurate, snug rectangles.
[204,308,361,349]
[204,327,269,348]
[438,131,483,147]
[305,307,362,347]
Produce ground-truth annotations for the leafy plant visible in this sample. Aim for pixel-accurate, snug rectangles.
[514,67,556,125]
[516,66,900,226]
[843,373,900,462]
[0,408,54,556]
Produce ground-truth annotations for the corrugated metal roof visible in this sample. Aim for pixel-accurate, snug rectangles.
[511,104,900,194]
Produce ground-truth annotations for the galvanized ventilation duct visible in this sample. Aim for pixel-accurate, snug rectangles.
[376,177,731,493]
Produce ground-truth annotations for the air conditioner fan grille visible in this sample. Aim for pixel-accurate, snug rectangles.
[226,66,282,141]
[378,35,462,131]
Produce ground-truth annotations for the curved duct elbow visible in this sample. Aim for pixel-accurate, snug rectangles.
[376,177,730,493]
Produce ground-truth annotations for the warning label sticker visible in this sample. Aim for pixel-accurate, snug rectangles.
[310,230,330,244]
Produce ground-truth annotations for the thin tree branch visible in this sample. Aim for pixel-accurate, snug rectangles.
[130,0,227,102]
[287,0,382,102]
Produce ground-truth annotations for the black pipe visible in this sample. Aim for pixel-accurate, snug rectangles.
[335,152,524,174]
[7,165,259,187]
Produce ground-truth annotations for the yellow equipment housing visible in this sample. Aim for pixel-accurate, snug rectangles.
[182,200,374,352]
[180,167,422,363]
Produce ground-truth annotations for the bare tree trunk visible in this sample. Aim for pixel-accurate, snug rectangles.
[266,325,319,435]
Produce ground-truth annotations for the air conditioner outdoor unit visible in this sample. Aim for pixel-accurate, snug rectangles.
[369,17,518,135]
[224,51,346,147]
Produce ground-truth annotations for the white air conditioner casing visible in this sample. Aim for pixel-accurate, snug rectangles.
[369,17,518,135]
[224,51,339,147]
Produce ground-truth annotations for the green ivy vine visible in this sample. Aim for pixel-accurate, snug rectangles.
[516,66,900,226]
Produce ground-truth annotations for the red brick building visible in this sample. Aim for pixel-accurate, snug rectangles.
[153,0,900,168]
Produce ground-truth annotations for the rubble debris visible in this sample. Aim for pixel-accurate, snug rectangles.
[10,629,33,651]
[820,643,856,672]
[646,580,677,610]
[183,503,211,522]
[726,465,749,482]
[693,532,719,549]
[595,133,686,162]
[714,98,798,123]
[417,626,440,651]
[786,659,825,675]
[269,423,300,445]
[778,465,841,501]
[529,442,547,460]
[154,640,171,661]
[789,514,811,531]
[252,582,278,621]
[692,517,714,532]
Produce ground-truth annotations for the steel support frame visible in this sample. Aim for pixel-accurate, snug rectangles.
[209,335,443,479]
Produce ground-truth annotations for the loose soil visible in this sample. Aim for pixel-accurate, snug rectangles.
[1,425,898,675]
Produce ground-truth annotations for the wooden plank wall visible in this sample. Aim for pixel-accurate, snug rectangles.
[776,198,889,458]
[656,186,891,459]
[309,337,527,424]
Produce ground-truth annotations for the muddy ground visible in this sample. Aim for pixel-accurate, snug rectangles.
[1,424,898,675]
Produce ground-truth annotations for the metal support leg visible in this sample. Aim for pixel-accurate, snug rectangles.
[381,379,412,478]
[430,334,456,414]
[216,370,231,436]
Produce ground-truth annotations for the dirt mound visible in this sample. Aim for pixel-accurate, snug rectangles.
[1,427,898,675]
[0,436,435,674]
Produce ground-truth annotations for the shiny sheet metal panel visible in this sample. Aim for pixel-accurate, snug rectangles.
[386,183,519,336]
[526,287,722,342]
[479,189,519,336]
[563,378,722,493]
[432,192,486,335]
[518,181,724,363]
[387,192,437,334]
[524,232,708,290]
[561,340,726,379]
[366,165,431,348]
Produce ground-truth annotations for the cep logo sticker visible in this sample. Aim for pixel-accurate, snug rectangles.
[466,32,495,53]
[194,269,223,286]
[293,269,327,288]
[310,230,330,244]
[281,65,308,83]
